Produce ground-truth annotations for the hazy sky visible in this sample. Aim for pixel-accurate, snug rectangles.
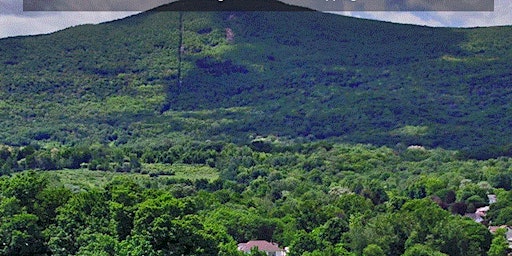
[1,0,511,39]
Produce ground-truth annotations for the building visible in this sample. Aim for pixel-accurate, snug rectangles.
[238,240,287,256]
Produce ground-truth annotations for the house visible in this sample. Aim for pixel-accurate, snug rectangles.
[238,240,287,256]
[465,206,489,223]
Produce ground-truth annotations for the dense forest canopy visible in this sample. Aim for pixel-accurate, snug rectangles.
[1,0,512,255]
[0,0,511,158]
[2,141,512,255]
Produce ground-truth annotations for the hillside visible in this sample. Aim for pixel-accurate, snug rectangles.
[0,0,511,158]
[2,2,512,254]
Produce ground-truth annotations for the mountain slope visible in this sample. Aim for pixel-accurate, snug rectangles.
[0,0,511,158]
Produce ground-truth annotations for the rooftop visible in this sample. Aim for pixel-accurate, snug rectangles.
[238,240,285,253]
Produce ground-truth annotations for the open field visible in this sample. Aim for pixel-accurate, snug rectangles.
[43,163,218,191]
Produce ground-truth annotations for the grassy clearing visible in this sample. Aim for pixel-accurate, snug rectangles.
[141,163,218,181]
[43,164,218,192]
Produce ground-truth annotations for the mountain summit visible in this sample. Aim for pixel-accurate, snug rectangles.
[151,0,313,11]
[0,2,511,158]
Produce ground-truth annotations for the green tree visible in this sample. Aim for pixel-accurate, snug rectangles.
[362,244,385,256]
[0,212,47,255]
[344,213,407,255]
[133,193,196,235]
[47,190,111,255]
[491,207,512,226]
[457,183,487,203]
[35,186,72,227]
[289,230,322,256]
[1,171,48,213]
[105,177,142,240]
[487,228,509,256]
[430,216,491,256]
[402,244,447,256]
[147,214,218,255]
[490,173,512,190]
[116,235,156,256]
[399,199,450,247]
[132,193,218,255]
[318,217,349,245]
[217,240,245,256]
[75,233,118,256]
[296,197,334,232]
[206,206,280,243]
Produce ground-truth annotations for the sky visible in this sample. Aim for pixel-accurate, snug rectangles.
[1,0,511,39]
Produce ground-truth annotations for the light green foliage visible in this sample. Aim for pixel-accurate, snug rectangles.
[75,233,118,256]
[402,244,447,256]
[116,235,156,256]
[488,228,509,256]
[0,173,48,255]
[392,125,429,137]
[429,216,492,256]
[1,136,512,255]
[217,241,245,256]
[0,4,511,159]
[142,163,218,180]
[47,190,112,255]
[0,139,510,255]
[362,244,385,256]
[0,212,45,256]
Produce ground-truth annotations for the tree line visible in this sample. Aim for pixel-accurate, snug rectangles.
[2,140,512,255]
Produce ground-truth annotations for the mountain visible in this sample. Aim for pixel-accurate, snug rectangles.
[0,0,511,158]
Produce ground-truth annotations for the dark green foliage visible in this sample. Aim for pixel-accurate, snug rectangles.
[362,244,385,256]
[75,233,118,256]
[0,3,511,158]
[403,244,447,256]
[1,171,48,212]
[490,173,512,190]
[207,207,281,242]
[0,141,512,255]
[0,212,46,255]
[47,190,112,255]
[430,217,491,256]
[144,214,218,255]
[318,217,349,245]
[289,230,323,256]
[1,1,511,248]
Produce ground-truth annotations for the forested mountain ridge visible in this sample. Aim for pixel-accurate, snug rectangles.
[0,0,511,158]
[2,2,512,255]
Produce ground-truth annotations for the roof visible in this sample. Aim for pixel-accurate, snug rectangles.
[488,225,508,233]
[507,230,512,241]
[238,240,284,253]
[464,213,484,223]
[476,206,490,216]
[488,194,497,204]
